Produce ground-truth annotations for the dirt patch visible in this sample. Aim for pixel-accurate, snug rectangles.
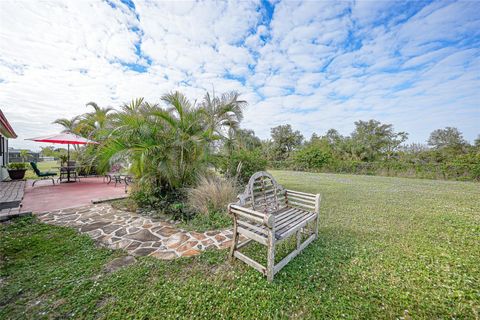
[103,256,137,274]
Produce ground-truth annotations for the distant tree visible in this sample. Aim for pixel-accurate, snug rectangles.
[270,124,304,160]
[309,133,321,144]
[260,139,276,161]
[351,120,408,161]
[40,146,56,157]
[385,131,409,160]
[474,135,480,148]
[324,129,343,145]
[400,143,429,154]
[427,127,467,151]
[235,129,262,151]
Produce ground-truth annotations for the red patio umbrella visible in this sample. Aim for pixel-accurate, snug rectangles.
[26,132,99,182]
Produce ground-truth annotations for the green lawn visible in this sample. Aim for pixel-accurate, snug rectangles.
[24,161,59,179]
[1,171,479,319]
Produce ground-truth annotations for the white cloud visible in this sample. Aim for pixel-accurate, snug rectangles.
[0,0,479,151]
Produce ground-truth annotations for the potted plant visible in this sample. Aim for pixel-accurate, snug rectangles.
[7,162,28,180]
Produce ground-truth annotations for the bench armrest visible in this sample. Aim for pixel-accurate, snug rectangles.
[228,204,275,228]
[285,190,321,213]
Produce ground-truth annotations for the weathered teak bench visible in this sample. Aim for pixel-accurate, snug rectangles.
[228,171,321,281]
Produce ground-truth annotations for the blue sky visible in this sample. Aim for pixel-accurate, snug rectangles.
[0,0,479,150]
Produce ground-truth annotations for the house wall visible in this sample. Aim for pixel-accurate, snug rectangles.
[0,134,8,180]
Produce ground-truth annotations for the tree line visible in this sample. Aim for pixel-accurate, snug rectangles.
[52,93,480,187]
[255,121,480,181]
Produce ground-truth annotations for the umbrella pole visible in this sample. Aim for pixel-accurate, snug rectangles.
[67,144,70,182]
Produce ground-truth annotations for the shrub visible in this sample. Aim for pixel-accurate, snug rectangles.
[293,145,331,170]
[219,149,267,184]
[130,185,196,220]
[187,174,238,216]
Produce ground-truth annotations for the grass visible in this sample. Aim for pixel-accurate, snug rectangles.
[110,197,139,213]
[111,197,232,232]
[177,211,232,232]
[24,161,59,180]
[1,170,479,319]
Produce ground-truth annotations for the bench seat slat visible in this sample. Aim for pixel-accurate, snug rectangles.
[275,209,313,231]
[275,207,303,224]
[276,212,316,239]
[277,214,317,240]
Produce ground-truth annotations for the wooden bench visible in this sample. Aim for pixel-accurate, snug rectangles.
[229,171,321,281]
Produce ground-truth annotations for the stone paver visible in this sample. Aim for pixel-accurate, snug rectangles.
[36,203,242,259]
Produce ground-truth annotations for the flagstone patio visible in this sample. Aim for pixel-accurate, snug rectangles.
[36,203,237,259]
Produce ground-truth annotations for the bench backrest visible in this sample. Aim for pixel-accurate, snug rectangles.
[238,171,286,213]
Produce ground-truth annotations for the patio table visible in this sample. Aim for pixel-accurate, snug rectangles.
[55,166,85,183]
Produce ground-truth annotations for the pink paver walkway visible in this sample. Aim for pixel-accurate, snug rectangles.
[22,177,127,213]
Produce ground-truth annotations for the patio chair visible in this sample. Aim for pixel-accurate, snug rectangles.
[103,163,123,184]
[30,162,57,186]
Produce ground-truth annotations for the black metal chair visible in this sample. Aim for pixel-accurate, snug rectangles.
[59,161,80,182]
[30,162,57,186]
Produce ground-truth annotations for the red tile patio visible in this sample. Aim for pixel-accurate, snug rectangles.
[22,177,127,213]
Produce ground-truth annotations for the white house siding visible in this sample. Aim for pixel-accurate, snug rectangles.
[0,134,8,181]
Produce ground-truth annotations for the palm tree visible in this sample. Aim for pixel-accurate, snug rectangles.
[98,93,211,192]
[200,91,247,154]
[52,116,83,151]
[52,116,80,133]
[154,91,212,187]
[80,102,114,138]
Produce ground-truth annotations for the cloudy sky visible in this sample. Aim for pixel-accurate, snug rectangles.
[1,0,479,150]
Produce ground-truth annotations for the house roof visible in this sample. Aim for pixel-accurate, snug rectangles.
[0,109,17,138]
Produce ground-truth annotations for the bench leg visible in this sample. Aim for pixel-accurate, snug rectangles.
[314,194,321,238]
[229,230,238,261]
[266,231,275,282]
[229,208,238,260]
[296,229,302,249]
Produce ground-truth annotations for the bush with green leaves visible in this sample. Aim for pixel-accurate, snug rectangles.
[131,186,196,221]
[219,149,267,185]
[293,144,332,170]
